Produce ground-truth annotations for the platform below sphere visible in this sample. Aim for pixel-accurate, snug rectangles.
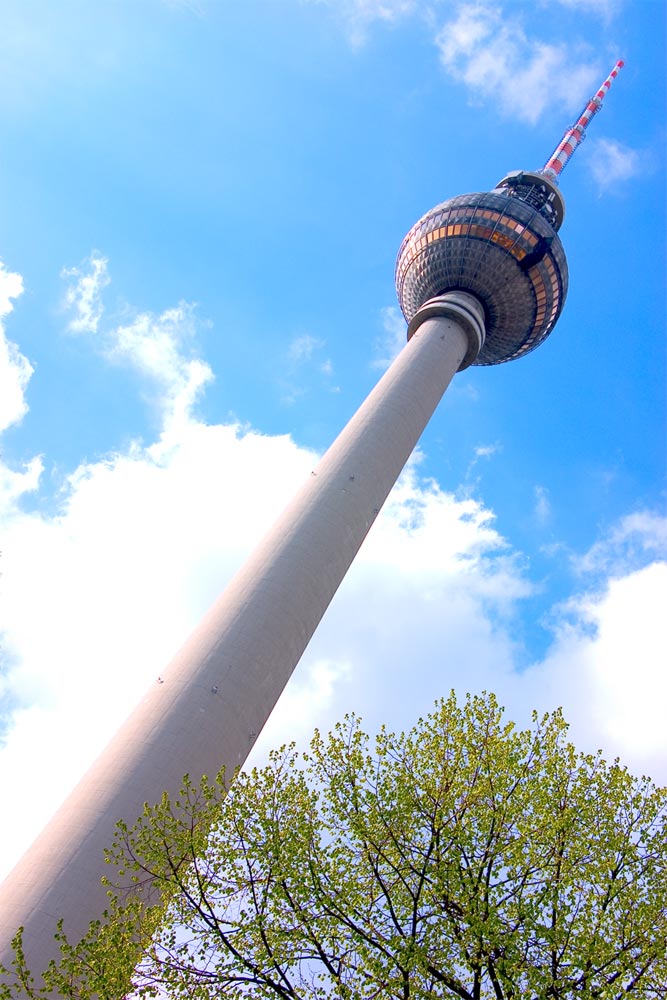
[395,191,569,366]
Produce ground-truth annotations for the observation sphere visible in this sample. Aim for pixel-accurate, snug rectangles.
[395,181,569,366]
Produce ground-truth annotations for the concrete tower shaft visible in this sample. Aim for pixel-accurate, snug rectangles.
[0,294,484,990]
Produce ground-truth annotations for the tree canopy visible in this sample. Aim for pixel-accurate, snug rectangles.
[3,692,666,998]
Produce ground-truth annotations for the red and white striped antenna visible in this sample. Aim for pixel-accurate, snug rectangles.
[541,59,624,182]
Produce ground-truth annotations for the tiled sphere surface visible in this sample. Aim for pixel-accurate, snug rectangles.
[395,191,569,365]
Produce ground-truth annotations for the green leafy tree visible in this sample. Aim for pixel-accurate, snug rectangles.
[2,692,666,998]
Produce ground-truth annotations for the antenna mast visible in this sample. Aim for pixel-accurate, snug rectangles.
[541,59,625,182]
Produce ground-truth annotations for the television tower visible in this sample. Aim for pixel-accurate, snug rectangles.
[0,60,624,992]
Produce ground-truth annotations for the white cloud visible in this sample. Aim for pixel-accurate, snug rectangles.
[524,559,667,782]
[588,137,641,189]
[518,510,667,782]
[0,259,42,574]
[578,563,667,764]
[109,303,213,435]
[371,306,406,370]
[60,256,213,435]
[0,262,23,319]
[62,253,110,334]
[0,258,42,523]
[0,262,31,435]
[0,456,43,514]
[435,4,601,123]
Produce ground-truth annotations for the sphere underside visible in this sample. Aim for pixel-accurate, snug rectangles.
[395,192,568,365]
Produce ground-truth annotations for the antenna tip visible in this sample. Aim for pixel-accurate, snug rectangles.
[617,59,625,69]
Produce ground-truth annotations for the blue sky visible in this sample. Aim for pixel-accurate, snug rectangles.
[0,0,665,878]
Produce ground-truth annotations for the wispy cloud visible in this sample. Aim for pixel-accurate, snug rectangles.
[371,306,406,370]
[60,255,213,433]
[162,0,206,13]
[307,0,622,138]
[110,303,213,433]
[282,332,338,403]
[288,333,324,363]
[62,253,110,334]
[475,444,499,460]
[574,510,667,577]
[552,0,620,17]
[464,442,501,481]
[534,485,551,525]
[306,0,418,47]
[435,4,601,124]
[588,137,641,190]
[311,0,621,58]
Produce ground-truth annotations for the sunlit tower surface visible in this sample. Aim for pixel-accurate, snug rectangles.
[0,61,624,991]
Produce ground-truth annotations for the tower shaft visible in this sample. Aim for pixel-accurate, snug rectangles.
[0,293,484,989]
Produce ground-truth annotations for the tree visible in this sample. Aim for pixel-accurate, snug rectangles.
[2,692,666,998]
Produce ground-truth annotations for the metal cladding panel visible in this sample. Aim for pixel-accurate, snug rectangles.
[395,192,569,365]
